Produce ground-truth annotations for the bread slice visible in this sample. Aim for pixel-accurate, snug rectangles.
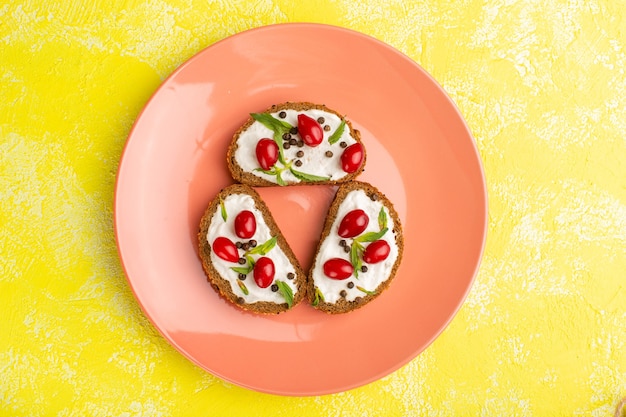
[227,102,366,186]
[198,184,306,314]
[307,181,404,314]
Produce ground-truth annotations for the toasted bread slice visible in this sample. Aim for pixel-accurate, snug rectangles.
[198,184,306,314]
[227,102,366,186]
[307,181,404,314]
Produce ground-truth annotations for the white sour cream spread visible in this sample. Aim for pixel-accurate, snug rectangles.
[206,194,298,304]
[234,109,358,184]
[311,190,400,304]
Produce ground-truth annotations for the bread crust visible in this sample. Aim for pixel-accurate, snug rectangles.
[227,102,366,186]
[307,181,404,314]
[198,184,306,314]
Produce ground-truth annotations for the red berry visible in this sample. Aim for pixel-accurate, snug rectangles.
[234,210,256,239]
[362,240,391,264]
[253,257,275,288]
[341,143,364,173]
[323,258,354,280]
[212,237,239,263]
[256,138,279,170]
[297,114,324,147]
[338,209,369,238]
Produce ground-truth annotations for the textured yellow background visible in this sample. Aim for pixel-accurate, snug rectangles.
[2,0,625,415]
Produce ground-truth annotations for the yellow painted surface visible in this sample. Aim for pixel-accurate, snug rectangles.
[1,0,625,415]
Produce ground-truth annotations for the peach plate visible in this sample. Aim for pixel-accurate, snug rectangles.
[114,23,487,396]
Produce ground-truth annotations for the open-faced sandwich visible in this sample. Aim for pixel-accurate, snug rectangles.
[198,184,307,314]
[307,181,404,314]
[227,102,366,186]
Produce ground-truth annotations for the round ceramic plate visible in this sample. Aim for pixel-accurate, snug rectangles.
[115,23,487,396]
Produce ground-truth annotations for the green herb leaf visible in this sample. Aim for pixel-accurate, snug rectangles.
[248,236,277,255]
[275,137,287,165]
[356,227,389,243]
[276,280,294,308]
[254,167,277,176]
[328,119,346,145]
[237,280,249,295]
[231,265,253,275]
[312,287,325,306]
[289,168,331,182]
[276,171,287,186]
[378,207,387,230]
[255,166,287,185]
[219,198,227,222]
[356,286,376,295]
[350,241,364,278]
[246,255,256,267]
[251,112,293,132]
